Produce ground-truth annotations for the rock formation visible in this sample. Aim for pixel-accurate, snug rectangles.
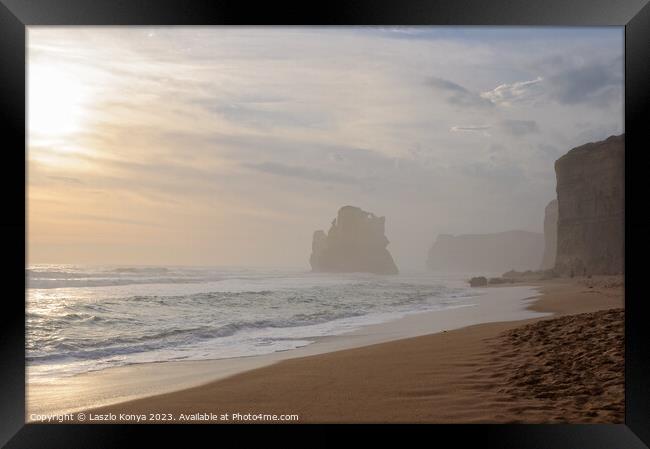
[468,276,487,287]
[426,231,544,273]
[310,206,399,275]
[540,199,558,270]
[554,134,624,275]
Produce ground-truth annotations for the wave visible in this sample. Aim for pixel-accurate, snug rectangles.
[26,269,480,379]
[109,267,170,274]
[27,276,210,289]
[26,266,219,289]
[28,311,99,320]
[27,307,370,362]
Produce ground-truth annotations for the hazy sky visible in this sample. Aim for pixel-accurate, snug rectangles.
[27,27,624,269]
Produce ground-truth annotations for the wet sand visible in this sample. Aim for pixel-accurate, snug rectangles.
[77,277,623,423]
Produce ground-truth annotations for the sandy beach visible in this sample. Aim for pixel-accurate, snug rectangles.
[28,284,546,417]
[58,276,623,424]
[25,25,627,429]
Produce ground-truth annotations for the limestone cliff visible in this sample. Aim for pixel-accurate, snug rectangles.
[540,199,558,270]
[310,206,398,275]
[426,230,544,273]
[554,134,624,275]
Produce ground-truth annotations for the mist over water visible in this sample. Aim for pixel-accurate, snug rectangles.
[27,264,481,381]
[27,28,623,269]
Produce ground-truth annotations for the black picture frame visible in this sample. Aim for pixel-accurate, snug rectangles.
[1,0,649,447]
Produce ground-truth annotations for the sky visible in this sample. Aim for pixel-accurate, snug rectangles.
[27,27,624,270]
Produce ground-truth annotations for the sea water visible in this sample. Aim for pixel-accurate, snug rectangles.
[27,265,484,381]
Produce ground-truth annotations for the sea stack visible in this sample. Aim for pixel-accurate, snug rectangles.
[554,134,624,275]
[310,206,399,275]
[540,199,559,270]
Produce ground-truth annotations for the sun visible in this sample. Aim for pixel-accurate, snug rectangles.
[28,62,89,141]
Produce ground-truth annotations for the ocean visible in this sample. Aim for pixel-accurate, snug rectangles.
[26,265,483,382]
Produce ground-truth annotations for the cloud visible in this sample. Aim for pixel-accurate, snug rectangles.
[73,213,167,228]
[427,77,494,108]
[480,77,544,106]
[27,27,624,267]
[499,120,539,136]
[547,63,622,106]
[450,125,491,137]
[486,58,622,108]
[46,175,84,184]
[450,125,491,132]
[200,102,331,131]
[242,162,358,185]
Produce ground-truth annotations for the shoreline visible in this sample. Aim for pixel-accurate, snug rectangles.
[30,277,624,423]
[27,284,544,418]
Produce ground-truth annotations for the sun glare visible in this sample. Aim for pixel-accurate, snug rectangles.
[28,62,89,141]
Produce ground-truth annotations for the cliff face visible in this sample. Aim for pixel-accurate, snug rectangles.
[540,199,559,270]
[426,230,544,273]
[554,134,624,275]
[310,206,399,275]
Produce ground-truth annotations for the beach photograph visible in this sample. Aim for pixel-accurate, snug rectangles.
[27,26,624,424]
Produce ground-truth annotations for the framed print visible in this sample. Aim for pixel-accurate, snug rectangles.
[1,0,649,447]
